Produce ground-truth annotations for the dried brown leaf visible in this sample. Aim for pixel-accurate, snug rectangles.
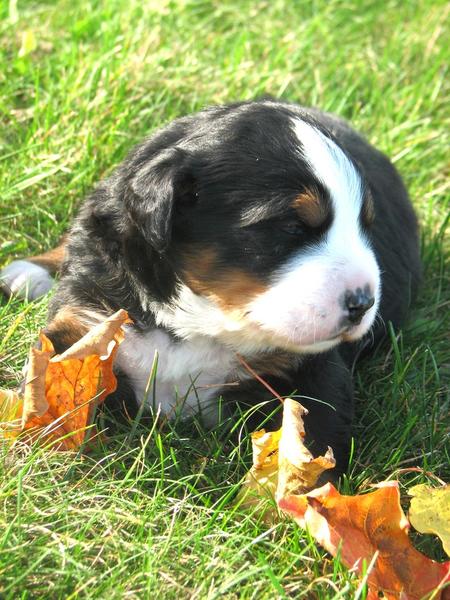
[21,340,53,425]
[52,309,131,361]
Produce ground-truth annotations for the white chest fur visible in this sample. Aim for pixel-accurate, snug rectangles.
[114,327,237,426]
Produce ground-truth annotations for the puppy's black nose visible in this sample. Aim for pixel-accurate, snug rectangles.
[344,287,375,325]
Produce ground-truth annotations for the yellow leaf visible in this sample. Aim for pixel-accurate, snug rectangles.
[237,398,335,513]
[277,399,335,498]
[18,30,37,58]
[238,428,281,509]
[409,484,450,557]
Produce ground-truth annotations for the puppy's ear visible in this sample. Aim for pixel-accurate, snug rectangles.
[124,147,191,253]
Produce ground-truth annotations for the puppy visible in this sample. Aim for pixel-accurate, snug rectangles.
[1,100,421,472]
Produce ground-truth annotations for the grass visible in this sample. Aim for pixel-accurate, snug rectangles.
[0,0,449,597]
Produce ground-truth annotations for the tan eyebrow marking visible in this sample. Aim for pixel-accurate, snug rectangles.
[292,189,329,228]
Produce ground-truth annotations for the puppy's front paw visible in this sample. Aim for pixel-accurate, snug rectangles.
[0,260,54,300]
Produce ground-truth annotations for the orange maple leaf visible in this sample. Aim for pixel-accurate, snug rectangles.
[279,482,450,599]
[1,309,130,449]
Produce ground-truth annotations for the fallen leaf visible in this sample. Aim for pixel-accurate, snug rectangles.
[277,399,335,497]
[18,30,37,57]
[279,481,450,599]
[1,309,130,449]
[237,398,335,512]
[21,341,53,424]
[409,484,450,557]
[238,428,281,510]
[53,309,131,361]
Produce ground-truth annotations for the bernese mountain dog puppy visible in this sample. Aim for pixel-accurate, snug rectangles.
[1,100,421,473]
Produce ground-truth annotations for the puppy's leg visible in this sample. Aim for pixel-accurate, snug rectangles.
[0,239,66,300]
[294,351,354,476]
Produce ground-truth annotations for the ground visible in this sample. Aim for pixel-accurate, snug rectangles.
[0,0,449,597]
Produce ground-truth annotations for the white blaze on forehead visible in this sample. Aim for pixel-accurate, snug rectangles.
[292,118,363,230]
[291,118,377,266]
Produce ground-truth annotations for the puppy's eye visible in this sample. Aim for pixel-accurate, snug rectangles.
[279,220,304,236]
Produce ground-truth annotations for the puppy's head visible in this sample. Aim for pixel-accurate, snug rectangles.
[123,102,380,355]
